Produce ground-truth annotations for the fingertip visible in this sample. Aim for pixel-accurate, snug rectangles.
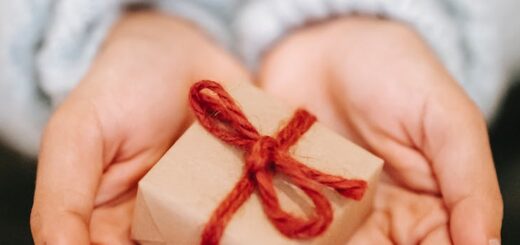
[489,239,501,245]
[449,197,502,245]
[31,210,90,245]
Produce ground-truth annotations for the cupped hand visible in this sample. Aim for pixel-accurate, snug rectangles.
[30,11,250,245]
[258,17,503,245]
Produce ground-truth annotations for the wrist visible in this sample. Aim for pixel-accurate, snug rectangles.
[90,10,248,84]
[316,17,448,88]
[102,10,227,71]
[261,16,427,82]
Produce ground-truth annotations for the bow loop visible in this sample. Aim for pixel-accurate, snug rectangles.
[190,81,260,148]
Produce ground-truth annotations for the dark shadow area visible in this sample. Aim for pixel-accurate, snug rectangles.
[0,144,35,245]
[0,82,519,244]
[489,81,520,244]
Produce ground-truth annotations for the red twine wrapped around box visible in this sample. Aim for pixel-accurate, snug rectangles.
[189,80,367,245]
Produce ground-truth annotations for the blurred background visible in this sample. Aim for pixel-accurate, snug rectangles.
[0,81,519,244]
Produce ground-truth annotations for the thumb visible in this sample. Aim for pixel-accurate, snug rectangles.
[31,100,104,245]
[424,92,503,245]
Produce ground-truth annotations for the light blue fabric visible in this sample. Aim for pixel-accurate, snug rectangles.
[1,0,519,156]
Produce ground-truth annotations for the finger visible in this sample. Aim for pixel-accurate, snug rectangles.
[361,130,440,193]
[384,190,446,244]
[94,146,170,206]
[348,183,448,245]
[421,225,451,245]
[31,100,104,245]
[90,189,136,245]
[347,212,393,245]
[377,183,448,245]
[423,90,503,245]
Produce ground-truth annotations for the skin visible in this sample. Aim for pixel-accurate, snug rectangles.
[30,11,251,245]
[259,17,503,245]
[30,11,503,245]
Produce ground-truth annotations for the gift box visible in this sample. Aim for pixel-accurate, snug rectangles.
[132,80,383,245]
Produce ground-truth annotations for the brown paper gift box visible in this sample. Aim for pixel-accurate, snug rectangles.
[131,81,383,245]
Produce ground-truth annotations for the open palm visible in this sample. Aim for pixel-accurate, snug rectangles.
[30,12,249,244]
[258,17,502,245]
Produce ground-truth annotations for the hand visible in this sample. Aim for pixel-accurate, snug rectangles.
[258,17,503,245]
[30,11,250,244]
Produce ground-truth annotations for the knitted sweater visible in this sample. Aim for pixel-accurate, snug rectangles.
[1,0,519,156]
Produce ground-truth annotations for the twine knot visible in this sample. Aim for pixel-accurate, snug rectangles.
[189,80,368,245]
[246,136,277,174]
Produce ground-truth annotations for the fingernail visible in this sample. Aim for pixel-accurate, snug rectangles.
[489,239,501,245]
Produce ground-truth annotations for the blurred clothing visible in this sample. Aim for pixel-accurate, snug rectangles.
[1,0,519,156]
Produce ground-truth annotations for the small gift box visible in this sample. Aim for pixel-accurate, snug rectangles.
[132,80,383,245]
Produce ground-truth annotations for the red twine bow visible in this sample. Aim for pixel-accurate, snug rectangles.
[189,80,367,245]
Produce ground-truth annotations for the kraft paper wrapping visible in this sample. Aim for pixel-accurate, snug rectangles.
[132,81,383,245]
